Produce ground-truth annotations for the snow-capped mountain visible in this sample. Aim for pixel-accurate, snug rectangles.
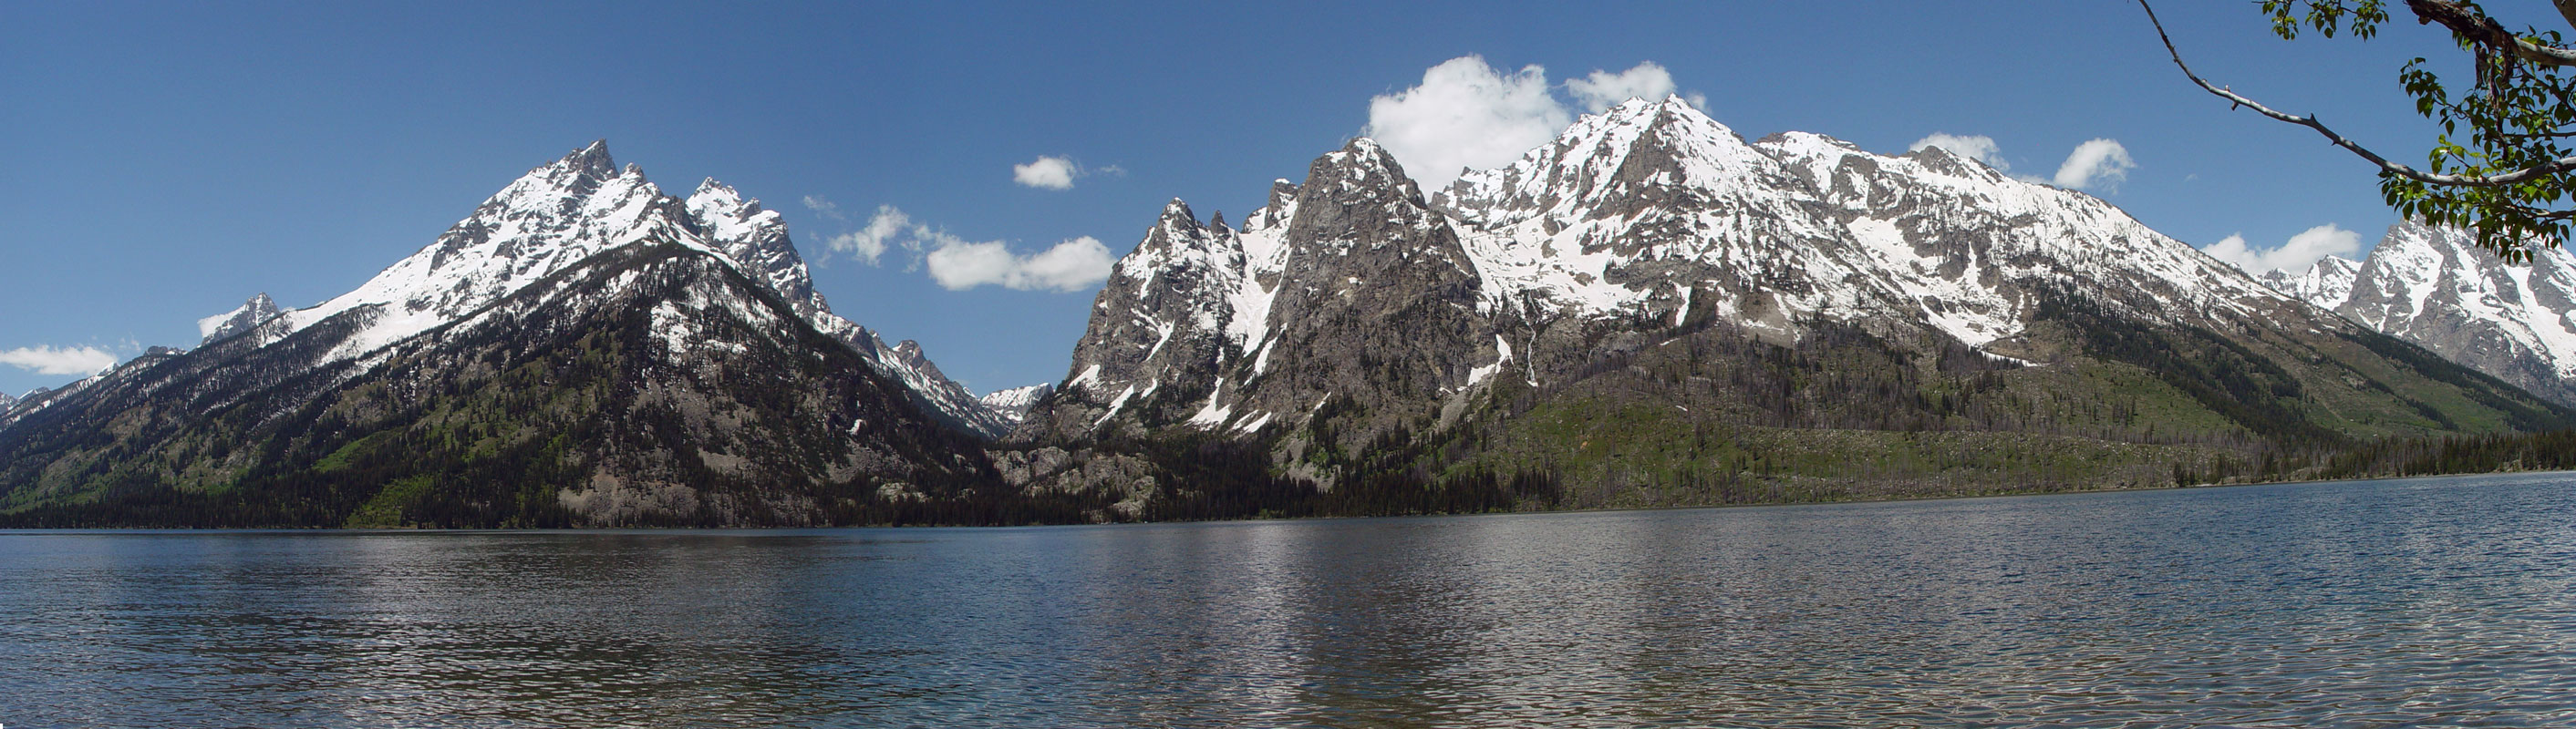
[1019,95,2567,492]
[198,293,280,345]
[978,384,1055,424]
[1029,98,2350,440]
[0,390,16,415]
[208,140,1008,437]
[2263,222,2576,405]
[0,142,1020,527]
[1019,139,1495,450]
[2261,256,2362,311]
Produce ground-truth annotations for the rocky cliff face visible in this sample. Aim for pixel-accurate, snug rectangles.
[2263,222,2576,406]
[1022,140,1499,463]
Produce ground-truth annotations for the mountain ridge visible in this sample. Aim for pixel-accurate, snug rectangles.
[1008,95,2574,504]
[2262,221,2576,406]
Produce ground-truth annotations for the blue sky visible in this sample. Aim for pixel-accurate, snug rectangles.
[0,1,2495,397]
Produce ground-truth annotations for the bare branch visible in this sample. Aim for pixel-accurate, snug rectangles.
[2141,0,2576,188]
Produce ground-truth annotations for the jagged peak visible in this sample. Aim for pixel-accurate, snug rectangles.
[1576,93,1735,140]
[486,139,655,210]
[198,291,284,344]
[687,178,766,220]
[560,139,615,176]
[1158,198,1198,227]
[1242,180,1306,232]
[1310,138,1426,205]
[1329,137,1404,170]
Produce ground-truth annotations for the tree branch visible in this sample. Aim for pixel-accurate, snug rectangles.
[2408,0,2576,67]
[2141,0,2576,188]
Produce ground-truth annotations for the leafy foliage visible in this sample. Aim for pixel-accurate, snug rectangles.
[2236,0,2576,260]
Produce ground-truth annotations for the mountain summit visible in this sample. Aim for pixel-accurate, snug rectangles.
[0,143,1028,527]
[2265,221,2576,406]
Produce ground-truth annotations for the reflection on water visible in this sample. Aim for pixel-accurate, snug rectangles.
[5,472,2575,727]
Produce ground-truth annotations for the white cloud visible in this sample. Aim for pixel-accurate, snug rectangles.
[1909,132,2008,171]
[2202,223,2364,274]
[825,204,913,265]
[821,202,1113,291]
[802,195,846,221]
[926,236,1114,292]
[2053,138,2135,190]
[1567,61,1679,111]
[1013,156,1081,190]
[0,345,118,376]
[1363,55,1571,190]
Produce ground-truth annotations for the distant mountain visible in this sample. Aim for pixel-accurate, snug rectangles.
[0,143,1043,527]
[2260,257,2360,311]
[2262,221,2576,406]
[198,293,280,345]
[978,384,1055,426]
[1011,97,2571,509]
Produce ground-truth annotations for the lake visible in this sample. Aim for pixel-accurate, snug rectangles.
[5,473,2573,727]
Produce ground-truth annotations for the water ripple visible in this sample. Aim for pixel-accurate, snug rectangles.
[3,473,2574,726]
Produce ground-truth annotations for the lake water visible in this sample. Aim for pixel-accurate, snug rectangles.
[5,473,2574,727]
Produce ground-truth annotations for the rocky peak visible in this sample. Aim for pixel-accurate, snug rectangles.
[285,140,695,348]
[1283,139,1460,267]
[560,139,618,186]
[1241,180,1304,232]
[978,384,1056,426]
[1022,131,1499,451]
[1437,94,1768,228]
[2325,221,2576,404]
[198,293,282,345]
[170,140,1017,440]
[685,178,822,316]
[2260,256,2362,311]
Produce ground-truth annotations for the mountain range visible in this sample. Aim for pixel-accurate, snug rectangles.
[1004,98,2568,515]
[5,99,2571,526]
[2263,221,2576,406]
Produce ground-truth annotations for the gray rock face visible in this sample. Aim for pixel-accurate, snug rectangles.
[199,293,281,345]
[2279,222,2576,405]
[1019,139,1498,458]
